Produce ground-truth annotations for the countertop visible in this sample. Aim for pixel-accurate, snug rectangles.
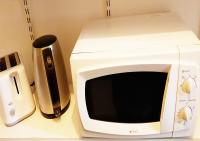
[0,92,80,138]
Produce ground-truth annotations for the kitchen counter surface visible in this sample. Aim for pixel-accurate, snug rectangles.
[0,91,80,138]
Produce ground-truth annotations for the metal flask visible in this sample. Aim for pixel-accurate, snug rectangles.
[33,35,70,118]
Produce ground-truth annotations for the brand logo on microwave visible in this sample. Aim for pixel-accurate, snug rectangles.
[129,130,138,134]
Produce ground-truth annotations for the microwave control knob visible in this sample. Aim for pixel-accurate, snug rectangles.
[181,78,196,94]
[177,106,192,122]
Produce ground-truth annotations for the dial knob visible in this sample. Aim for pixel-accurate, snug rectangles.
[181,78,196,94]
[177,106,192,122]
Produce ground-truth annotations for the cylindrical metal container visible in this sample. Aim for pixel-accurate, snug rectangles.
[33,35,70,118]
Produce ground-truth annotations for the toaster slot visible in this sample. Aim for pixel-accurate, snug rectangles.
[0,57,7,72]
[10,73,21,95]
[9,53,17,67]
[13,76,19,94]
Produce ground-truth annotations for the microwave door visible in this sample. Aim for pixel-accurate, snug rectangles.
[85,71,167,123]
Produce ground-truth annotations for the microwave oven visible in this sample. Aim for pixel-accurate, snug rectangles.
[70,12,200,138]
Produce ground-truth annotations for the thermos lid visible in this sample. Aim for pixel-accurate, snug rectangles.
[33,35,57,48]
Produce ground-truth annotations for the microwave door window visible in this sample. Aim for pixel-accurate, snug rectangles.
[85,72,167,123]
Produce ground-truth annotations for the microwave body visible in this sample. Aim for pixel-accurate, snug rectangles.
[70,12,200,138]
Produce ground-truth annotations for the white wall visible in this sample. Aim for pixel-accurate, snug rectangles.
[168,0,200,37]
[110,0,168,17]
[0,0,33,82]
[0,0,200,84]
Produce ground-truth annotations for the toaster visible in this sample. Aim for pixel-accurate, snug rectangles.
[0,52,35,126]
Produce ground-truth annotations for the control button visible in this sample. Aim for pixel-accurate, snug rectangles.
[9,108,15,117]
[54,107,61,118]
[47,56,52,65]
[46,56,53,69]
[181,77,196,94]
[8,102,13,106]
[177,106,192,123]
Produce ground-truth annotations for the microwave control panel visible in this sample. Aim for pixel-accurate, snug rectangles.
[174,64,199,132]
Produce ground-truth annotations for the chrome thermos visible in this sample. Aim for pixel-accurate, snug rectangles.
[33,35,70,118]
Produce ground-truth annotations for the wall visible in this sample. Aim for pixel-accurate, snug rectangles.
[0,0,33,82]
[110,0,168,17]
[168,0,200,37]
[0,0,200,83]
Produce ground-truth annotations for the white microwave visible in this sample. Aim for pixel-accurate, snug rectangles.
[70,12,200,138]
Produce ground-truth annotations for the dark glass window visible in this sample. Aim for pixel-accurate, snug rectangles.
[85,72,167,123]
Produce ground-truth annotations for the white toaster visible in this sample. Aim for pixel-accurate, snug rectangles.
[0,52,35,126]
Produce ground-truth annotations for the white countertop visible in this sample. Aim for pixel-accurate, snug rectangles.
[0,91,80,138]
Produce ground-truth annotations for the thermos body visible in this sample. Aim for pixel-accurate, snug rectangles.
[33,35,70,118]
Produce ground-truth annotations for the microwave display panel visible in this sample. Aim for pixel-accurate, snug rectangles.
[85,72,167,123]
